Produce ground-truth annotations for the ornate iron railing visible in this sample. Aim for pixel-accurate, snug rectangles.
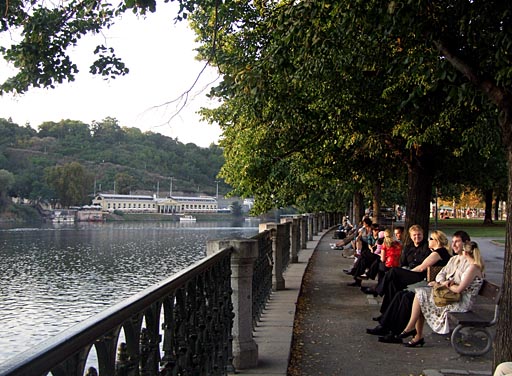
[0,248,234,376]
[250,231,273,327]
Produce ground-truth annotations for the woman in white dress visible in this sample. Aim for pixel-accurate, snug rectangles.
[398,241,485,347]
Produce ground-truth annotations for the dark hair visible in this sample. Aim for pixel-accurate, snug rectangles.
[395,226,404,232]
[363,217,372,226]
[453,230,471,243]
[371,223,380,231]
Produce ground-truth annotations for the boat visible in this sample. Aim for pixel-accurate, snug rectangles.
[51,210,76,224]
[179,215,197,222]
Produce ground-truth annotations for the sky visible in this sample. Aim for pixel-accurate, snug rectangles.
[0,3,222,147]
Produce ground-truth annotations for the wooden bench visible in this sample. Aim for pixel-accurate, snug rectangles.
[447,279,500,356]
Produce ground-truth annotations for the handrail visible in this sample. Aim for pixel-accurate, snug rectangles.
[0,247,233,376]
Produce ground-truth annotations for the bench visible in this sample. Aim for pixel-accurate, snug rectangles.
[447,279,500,356]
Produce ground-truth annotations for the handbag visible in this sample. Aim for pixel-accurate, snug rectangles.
[432,283,461,306]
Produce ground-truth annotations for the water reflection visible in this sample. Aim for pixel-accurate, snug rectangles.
[0,220,258,364]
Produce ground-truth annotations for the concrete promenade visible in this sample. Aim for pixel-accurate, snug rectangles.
[233,227,504,376]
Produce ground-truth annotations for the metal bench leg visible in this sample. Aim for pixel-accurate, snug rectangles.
[451,324,493,356]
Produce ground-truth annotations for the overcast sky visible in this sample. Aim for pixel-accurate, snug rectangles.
[0,3,222,147]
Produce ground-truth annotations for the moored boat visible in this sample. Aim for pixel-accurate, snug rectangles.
[179,215,197,222]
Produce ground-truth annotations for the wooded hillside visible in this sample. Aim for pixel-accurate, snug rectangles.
[0,117,227,207]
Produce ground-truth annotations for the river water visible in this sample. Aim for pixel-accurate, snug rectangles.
[0,220,259,365]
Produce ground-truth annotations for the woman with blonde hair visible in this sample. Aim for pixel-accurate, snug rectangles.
[399,241,485,347]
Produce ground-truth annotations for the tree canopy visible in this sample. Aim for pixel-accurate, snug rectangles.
[2,0,512,367]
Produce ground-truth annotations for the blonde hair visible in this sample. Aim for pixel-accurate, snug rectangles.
[408,224,423,235]
[464,241,485,273]
[383,228,394,247]
[430,230,450,254]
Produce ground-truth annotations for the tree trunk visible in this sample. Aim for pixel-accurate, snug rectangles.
[494,145,512,368]
[372,181,381,225]
[483,189,493,224]
[352,191,364,225]
[494,195,500,221]
[404,148,434,239]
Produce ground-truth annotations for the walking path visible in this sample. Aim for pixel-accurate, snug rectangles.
[233,228,504,376]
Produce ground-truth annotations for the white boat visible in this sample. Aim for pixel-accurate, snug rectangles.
[179,215,197,222]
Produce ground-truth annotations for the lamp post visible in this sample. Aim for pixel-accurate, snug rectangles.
[169,177,173,197]
[215,180,219,199]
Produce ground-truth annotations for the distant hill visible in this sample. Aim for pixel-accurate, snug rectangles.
[0,117,228,205]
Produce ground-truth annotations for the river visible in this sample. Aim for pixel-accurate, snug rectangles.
[0,220,259,365]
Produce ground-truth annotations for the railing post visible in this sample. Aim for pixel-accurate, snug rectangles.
[291,218,299,263]
[312,214,318,236]
[308,215,314,241]
[279,217,299,263]
[207,239,259,370]
[300,215,307,249]
[259,223,287,291]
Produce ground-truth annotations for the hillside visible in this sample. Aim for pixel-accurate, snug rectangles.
[0,117,228,206]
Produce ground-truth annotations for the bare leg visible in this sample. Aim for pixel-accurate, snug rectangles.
[403,295,421,333]
[414,314,425,340]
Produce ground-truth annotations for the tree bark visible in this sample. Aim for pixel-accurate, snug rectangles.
[352,191,364,225]
[483,189,493,224]
[494,144,512,368]
[404,147,434,239]
[372,181,381,225]
[494,196,500,221]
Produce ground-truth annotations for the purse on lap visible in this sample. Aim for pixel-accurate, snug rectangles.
[432,283,461,306]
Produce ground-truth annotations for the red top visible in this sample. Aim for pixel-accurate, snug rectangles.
[382,242,401,268]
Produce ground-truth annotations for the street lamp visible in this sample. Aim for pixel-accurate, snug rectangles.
[215,180,219,199]
[169,177,173,197]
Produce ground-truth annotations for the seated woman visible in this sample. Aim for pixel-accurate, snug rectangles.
[362,229,401,294]
[399,241,485,347]
[376,228,452,315]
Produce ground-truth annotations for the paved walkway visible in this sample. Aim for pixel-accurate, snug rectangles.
[233,228,504,376]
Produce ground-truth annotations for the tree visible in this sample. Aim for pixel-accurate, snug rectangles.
[0,169,14,209]
[115,172,135,194]
[45,162,93,207]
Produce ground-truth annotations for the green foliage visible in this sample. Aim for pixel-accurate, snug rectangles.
[0,117,227,205]
[45,161,93,206]
[0,168,15,209]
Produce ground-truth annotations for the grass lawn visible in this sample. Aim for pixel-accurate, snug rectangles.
[430,218,506,239]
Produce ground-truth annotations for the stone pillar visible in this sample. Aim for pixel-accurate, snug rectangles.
[291,218,299,263]
[300,216,307,249]
[206,239,258,369]
[260,223,286,290]
[307,215,313,241]
[279,217,298,263]
[312,214,318,236]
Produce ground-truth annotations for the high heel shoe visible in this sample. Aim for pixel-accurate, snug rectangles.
[398,328,417,339]
[404,337,425,347]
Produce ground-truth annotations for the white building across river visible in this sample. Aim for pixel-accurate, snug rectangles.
[92,194,218,214]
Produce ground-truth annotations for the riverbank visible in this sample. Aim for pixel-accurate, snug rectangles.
[0,204,42,224]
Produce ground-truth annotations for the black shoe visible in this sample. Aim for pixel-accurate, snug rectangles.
[398,328,417,339]
[378,334,403,344]
[347,280,361,287]
[366,325,389,336]
[361,287,378,297]
[343,268,353,275]
[404,337,425,347]
[372,315,382,322]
